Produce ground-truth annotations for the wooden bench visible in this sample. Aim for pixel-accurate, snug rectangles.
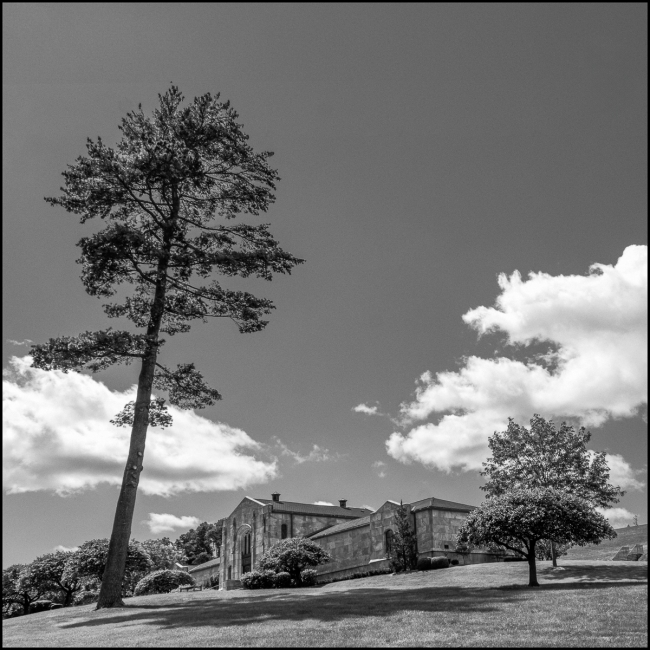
[179,585,203,592]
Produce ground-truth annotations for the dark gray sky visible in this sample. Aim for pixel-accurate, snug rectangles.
[3,3,647,567]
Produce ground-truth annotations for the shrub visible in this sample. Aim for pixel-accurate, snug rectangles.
[300,569,318,587]
[502,556,526,562]
[29,600,53,614]
[73,589,99,606]
[50,603,64,609]
[274,572,292,588]
[133,569,195,596]
[450,559,459,566]
[258,538,331,586]
[430,557,450,570]
[241,570,276,590]
[416,557,433,571]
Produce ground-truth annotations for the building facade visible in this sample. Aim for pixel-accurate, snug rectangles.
[189,492,501,589]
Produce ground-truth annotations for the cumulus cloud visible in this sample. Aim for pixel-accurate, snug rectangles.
[353,403,380,415]
[273,438,336,464]
[313,501,334,506]
[596,507,639,529]
[387,246,647,474]
[53,545,79,553]
[7,339,33,347]
[144,513,200,534]
[372,460,387,478]
[3,356,277,496]
[603,453,646,491]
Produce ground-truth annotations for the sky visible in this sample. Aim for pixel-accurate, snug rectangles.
[3,3,647,568]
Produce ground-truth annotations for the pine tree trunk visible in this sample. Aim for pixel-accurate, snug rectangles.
[527,541,539,587]
[96,207,174,609]
[95,351,158,608]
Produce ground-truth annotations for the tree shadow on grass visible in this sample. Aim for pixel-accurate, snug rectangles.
[59,580,646,632]
[538,564,647,583]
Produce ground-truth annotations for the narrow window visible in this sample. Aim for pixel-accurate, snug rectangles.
[227,566,232,580]
[281,523,288,539]
[385,529,394,556]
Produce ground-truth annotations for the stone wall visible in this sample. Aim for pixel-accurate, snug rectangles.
[414,508,471,554]
[313,523,373,575]
[188,559,220,587]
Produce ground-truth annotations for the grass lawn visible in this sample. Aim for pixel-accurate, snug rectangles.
[564,524,647,561]
[3,560,646,647]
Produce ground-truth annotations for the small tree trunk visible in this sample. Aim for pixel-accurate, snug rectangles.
[527,541,539,587]
[550,540,557,567]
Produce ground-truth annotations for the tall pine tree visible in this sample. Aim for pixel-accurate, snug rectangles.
[32,86,303,608]
[387,502,418,572]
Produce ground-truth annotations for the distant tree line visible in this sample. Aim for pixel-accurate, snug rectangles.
[2,521,220,617]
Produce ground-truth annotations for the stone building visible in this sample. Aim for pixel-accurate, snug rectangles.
[189,492,501,589]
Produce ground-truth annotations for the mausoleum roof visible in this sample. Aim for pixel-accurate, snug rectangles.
[253,498,372,518]
[309,515,372,539]
[409,497,477,512]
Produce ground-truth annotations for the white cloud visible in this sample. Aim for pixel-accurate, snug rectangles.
[3,356,277,496]
[596,507,638,529]
[372,460,387,478]
[144,513,200,534]
[353,403,380,415]
[388,246,647,474]
[274,438,335,464]
[7,339,33,347]
[603,453,646,491]
[313,501,334,506]
[53,545,79,553]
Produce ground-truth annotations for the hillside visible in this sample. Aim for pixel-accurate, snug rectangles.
[3,560,646,648]
[564,524,647,561]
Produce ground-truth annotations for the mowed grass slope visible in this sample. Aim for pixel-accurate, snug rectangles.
[565,525,647,561]
[3,560,647,647]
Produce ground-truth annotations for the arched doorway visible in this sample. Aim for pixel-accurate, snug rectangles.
[234,524,253,579]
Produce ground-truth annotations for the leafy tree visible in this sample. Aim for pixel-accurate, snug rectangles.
[32,86,303,608]
[175,522,221,565]
[19,551,83,607]
[457,487,615,586]
[2,564,46,616]
[386,502,418,572]
[139,538,184,571]
[63,539,151,596]
[257,538,331,586]
[534,539,571,561]
[481,414,624,566]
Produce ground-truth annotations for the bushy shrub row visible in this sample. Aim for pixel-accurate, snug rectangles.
[502,556,527,562]
[241,569,315,589]
[416,557,450,571]
[134,569,195,596]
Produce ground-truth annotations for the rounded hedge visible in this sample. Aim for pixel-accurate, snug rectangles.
[416,557,433,571]
[241,569,276,589]
[450,559,459,566]
[430,557,450,570]
[300,569,318,586]
[134,569,195,596]
[29,600,53,614]
[274,571,292,588]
